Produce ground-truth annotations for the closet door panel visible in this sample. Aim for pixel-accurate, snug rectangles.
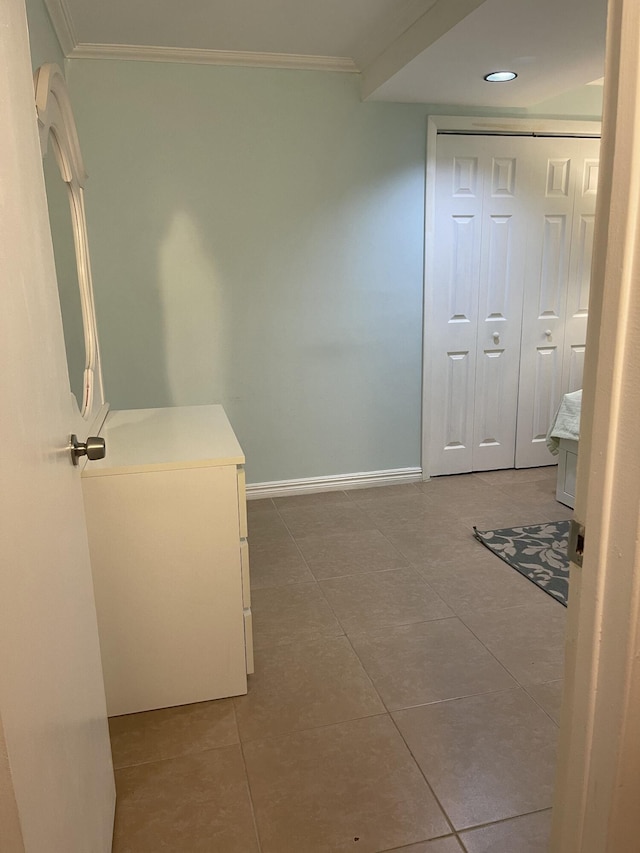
[474,347,509,458]
[516,137,599,467]
[429,138,483,475]
[538,214,570,316]
[518,211,568,457]
[442,349,474,457]
[516,140,575,468]
[567,344,586,392]
[472,142,528,471]
[562,146,600,395]
[532,344,562,444]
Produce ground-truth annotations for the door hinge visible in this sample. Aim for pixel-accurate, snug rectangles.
[568,519,585,567]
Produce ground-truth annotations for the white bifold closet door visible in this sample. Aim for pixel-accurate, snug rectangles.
[516,137,599,467]
[429,133,599,476]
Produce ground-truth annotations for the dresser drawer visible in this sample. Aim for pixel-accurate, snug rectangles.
[237,466,248,538]
[243,608,254,674]
[240,539,251,607]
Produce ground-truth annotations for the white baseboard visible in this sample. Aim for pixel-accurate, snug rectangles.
[246,467,422,500]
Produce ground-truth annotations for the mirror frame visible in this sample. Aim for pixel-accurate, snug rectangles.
[34,63,106,428]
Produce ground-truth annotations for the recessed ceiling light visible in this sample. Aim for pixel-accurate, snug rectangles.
[484,71,517,82]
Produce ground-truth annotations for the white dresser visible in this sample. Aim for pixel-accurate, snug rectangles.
[81,405,253,717]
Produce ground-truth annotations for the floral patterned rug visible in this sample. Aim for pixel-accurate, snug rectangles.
[473,521,571,606]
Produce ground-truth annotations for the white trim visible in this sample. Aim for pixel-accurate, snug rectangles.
[68,43,359,73]
[42,0,77,57]
[39,0,359,73]
[246,467,422,499]
[421,114,602,481]
[424,115,602,137]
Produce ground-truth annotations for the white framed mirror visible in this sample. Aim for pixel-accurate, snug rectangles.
[34,63,106,432]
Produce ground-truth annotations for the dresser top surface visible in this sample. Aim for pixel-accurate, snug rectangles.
[82,405,245,477]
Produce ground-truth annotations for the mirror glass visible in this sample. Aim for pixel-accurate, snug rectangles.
[42,133,86,409]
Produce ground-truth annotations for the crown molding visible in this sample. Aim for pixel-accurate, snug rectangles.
[68,43,359,72]
[43,0,78,57]
[42,2,361,74]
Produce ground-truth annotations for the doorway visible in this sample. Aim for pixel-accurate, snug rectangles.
[422,116,601,478]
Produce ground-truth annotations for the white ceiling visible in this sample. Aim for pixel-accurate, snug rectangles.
[45,0,607,107]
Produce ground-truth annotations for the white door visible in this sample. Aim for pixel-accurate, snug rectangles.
[515,137,600,468]
[0,2,115,851]
[552,3,640,846]
[562,151,600,393]
[429,134,529,475]
[429,132,599,476]
[429,134,483,475]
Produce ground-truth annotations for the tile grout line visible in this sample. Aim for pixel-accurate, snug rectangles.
[267,494,326,570]
[446,603,565,698]
[298,494,462,629]
[457,805,553,837]
[343,630,395,714]
[341,622,521,714]
[386,709,459,841]
[239,745,265,853]
[235,692,265,853]
[236,710,392,747]
[389,685,524,717]
[375,835,467,853]
[519,682,563,728]
[109,737,241,772]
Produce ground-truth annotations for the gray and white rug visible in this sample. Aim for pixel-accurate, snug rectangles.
[474,520,571,606]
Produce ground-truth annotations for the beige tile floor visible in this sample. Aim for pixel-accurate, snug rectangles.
[110,467,573,852]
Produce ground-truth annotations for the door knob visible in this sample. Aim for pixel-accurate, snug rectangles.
[545,329,553,339]
[492,332,500,344]
[70,434,106,466]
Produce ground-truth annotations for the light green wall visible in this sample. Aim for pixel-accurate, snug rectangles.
[67,62,428,483]
[526,82,603,117]
[25,0,64,71]
[66,59,602,483]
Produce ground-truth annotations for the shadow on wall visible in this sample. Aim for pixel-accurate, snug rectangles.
[158,209,229,408]
[89,140,232,413]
